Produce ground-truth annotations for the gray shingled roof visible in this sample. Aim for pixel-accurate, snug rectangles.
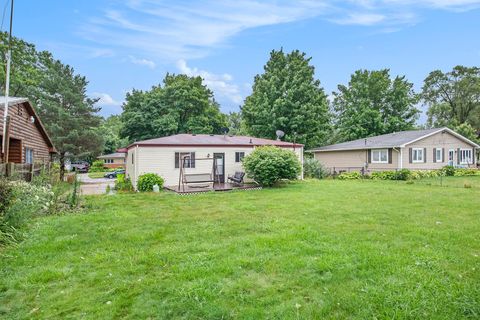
[97,152,126,159]
[310,127,476,152]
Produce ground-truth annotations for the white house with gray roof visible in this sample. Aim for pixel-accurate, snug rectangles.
[310,127,479,173]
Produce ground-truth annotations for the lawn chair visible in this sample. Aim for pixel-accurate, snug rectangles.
[228,171,245,185]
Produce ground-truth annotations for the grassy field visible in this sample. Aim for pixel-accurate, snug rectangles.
[87,171,109,179]
[411,175,480,189]
[1,179,479,319]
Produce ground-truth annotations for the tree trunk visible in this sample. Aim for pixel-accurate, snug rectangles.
[59,152,66,181]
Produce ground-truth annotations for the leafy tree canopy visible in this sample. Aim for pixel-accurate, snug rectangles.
[120,73,227,142]
[99,115,129,154]
[333,69,419,142]
[1,33,104,177]
[422,66,480,132]
[241,49,330,149]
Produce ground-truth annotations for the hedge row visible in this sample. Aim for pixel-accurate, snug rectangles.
[337,167,480,181]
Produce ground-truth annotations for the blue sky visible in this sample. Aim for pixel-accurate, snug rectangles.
[10,0,480,120]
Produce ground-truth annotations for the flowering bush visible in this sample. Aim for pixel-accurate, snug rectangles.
[303,158,329,179]
[1,179,54,244]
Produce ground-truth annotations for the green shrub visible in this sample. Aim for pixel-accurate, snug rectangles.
[442,165,456,176]
[115,174,134,192]
[454,168,479,176]
[242,146,301,187]
[371,169,411,181]
[337,172,362,180]
[88,160,105,172]
[137,173,164,192]
[303,158,329,179]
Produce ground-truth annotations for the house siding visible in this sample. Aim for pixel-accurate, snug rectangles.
[126,145,303,189]
[314,149,399,171]
[403,131,475,169]
[102,157,126,169]
[0,102,52,163]
[313,130,476,172]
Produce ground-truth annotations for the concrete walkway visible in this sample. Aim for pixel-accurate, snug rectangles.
[78,173,115,195]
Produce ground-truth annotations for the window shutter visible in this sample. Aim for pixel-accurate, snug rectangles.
[175,152,179,168]
[191,152,196,168]
[473,148,476,165]
[409,148,412,163]
[442,148,445,163]
[457,148,461,164]
[235,152,239,163]
[367,150,371,163]
[433,148,436,163]
[423,148,427,163]
[388,148,392,164]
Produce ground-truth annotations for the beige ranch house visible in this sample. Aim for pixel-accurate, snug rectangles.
[97,148,127,169]
[126,134,304,189]
[310,127,479,173]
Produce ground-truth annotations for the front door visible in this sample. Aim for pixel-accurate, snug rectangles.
[448,149,455,166]
[214,153,225,183]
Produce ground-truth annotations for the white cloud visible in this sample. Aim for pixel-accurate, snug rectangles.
[92,92,122,107]
[128,55,156,68]
[332,13,386,25]
[177,59,243,105]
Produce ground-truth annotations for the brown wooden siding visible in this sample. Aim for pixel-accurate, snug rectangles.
[0,102,52,163]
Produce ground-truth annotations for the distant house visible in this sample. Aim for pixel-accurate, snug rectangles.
[310,128,479,173]
[0,97,56,164]
[125,134,303,188]
[97,148,127,169]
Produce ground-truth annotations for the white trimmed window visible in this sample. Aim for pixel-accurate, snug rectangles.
[460,149,473,164]
[25,148,34,164]
[435,148,443,162]
[412,148,424,163]
[372,149,388,163]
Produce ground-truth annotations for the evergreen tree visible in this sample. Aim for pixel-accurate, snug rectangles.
[242,49,330,149]
[36,58,103,179]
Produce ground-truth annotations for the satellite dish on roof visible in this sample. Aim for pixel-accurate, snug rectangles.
[275,130,285,141]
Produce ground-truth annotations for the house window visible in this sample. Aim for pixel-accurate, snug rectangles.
[435,148,443,162]
[104,159,114,164]
[131,152,134,164]
[235,152,245,163]
[460,149,473,164]
[372,149,388,163]
[25,148,34,164]
[175,152,196,168]
[412,148,424,163]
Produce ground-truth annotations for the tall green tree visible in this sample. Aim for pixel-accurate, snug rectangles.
[36,58,103,179]
[226,111,247,136]
[333,69,419,142]
[0,32,49,99]
[241,49,330,149]
[422,66,480,131]
[120,73,227,142]
[99,115,129,154]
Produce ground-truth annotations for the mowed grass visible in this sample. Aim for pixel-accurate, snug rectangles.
[411,175,480,189]
[87,171,109,179]
[1,179,480,319]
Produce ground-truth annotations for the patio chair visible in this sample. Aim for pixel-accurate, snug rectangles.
[228,171,245,185]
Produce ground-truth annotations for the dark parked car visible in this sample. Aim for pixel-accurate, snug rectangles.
[104,169,125,179]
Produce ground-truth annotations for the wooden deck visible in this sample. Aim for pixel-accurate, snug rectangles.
[165,183,261,194]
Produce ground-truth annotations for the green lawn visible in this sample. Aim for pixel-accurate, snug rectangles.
[1,179,479,319]
[87,171,108,179]
[411,175,480,189]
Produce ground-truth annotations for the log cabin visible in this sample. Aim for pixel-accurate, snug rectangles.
[0,97,56,164]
